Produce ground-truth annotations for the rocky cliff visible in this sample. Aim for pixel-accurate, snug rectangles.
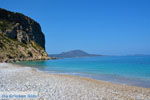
[0,8,50,62]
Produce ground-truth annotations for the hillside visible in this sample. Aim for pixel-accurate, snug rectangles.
[49,50,102,58]
[0,8,50,62]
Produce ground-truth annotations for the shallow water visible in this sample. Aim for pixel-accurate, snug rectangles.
[15,56,150,88]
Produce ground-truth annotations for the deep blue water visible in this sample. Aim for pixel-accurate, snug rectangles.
[15,56,150,88]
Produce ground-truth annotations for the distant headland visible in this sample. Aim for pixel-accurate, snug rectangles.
[49,50,102,58]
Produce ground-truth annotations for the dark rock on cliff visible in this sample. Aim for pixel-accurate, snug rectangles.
[0,8,45,49]
[0,8,50,62]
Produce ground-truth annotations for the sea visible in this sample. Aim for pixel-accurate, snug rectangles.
[15,56,150,88]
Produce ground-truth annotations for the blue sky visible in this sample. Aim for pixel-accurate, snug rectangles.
[0,0,150,55]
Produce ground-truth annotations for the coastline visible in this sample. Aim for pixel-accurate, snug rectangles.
[0,63,150,100]
[0,56,57,63]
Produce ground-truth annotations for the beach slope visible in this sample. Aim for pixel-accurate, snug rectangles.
[0,63,150,100]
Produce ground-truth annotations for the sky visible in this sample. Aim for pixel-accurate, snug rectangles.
[0,0,150,55]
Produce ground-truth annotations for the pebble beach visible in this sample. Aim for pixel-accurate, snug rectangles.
[0,63,150,100]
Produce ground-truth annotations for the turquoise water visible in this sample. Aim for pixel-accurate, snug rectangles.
[15,56,150,88]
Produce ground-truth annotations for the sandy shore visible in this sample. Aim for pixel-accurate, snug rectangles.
[0,63,150,100]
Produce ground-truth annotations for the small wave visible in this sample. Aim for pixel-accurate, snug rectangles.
[0,63,14,67]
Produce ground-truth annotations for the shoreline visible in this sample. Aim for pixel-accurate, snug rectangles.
[19,64,150,88]
[0,63,150,99]
[0,57,57,63]
[15,61,150,88]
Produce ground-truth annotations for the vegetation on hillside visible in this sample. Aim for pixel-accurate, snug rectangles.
[0,20,13,32]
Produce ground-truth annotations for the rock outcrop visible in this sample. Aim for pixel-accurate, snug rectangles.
[0,8,50,62]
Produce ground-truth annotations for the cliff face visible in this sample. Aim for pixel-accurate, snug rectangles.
[0,8,49,62]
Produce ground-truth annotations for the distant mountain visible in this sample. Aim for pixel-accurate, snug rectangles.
[126,54,150,56]
[49,50,102,58]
